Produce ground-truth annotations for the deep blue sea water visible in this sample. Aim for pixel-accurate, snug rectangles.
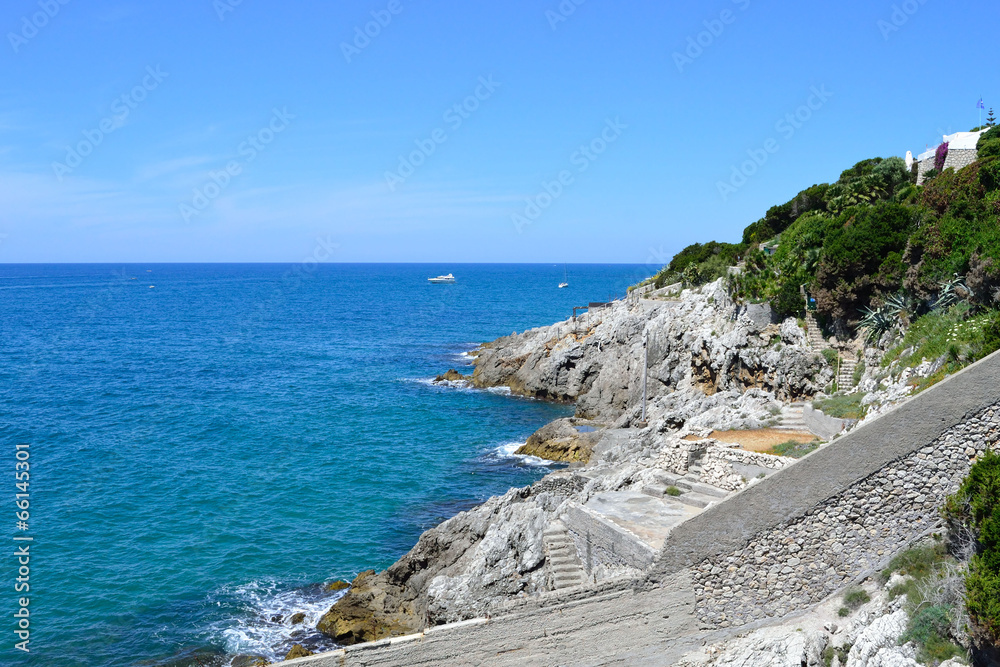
[0,263,653,666]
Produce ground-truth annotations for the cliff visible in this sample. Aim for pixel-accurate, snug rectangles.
[314,280,837,643]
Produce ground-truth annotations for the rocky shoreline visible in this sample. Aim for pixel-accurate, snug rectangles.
[273,278,962,665]
[307,282,833,647]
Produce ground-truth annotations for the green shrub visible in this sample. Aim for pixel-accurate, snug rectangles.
[900,605,966,664]
[821,348,839,366]
[880,543,950,582]
[945,450,1000,644]
[837,606,850,618]
[852,360,866,386]
[812,203,916,319]
[980,157,1000,192]
[665,486,682,497]
[772,279,805,318]
[813,393,866,420]
[771,439,820,458]
[843,587,871,610]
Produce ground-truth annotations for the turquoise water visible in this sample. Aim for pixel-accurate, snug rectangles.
[0,264,652,666]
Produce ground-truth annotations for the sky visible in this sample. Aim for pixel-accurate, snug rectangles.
[0,0,996,264]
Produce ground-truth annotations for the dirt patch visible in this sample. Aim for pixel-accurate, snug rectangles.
[689,429,818,453]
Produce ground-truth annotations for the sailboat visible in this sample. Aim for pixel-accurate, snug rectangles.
[558,265,569,289]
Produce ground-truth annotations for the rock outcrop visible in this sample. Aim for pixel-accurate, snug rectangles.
[473,281,830,425]
[283,644,313,660]
[316,281,837,646]
[433,369,468,384]
[514,417,604,462]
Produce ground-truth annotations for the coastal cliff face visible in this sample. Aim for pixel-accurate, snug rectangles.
[316,281,836,645]
[474,280,830,427]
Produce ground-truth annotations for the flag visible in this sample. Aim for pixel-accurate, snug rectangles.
[978,98,986,109]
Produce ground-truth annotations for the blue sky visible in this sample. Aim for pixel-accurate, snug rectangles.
[0,0,996,263]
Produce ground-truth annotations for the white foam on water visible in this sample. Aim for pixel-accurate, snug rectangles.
[485,386,512,396]
[492,441,559,467]
[207,580,346,663]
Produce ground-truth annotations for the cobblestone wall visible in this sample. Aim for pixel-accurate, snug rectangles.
[916,148,979,185]
[691,402,1000,628]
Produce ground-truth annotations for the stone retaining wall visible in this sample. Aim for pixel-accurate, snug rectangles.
[691,402,999,627]
[563,503,656,575]
[700,445,791,492]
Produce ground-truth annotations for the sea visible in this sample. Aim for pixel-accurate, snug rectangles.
[0,263,654,666]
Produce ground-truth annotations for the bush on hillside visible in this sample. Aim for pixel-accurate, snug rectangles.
[943,451,1000,647]
[812,203,915,319]
[979,157,1000,192]
[771,278,804,318]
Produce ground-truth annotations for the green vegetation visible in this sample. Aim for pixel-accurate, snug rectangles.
[813,393,867,420]
[879,307,1000,392]
[943,451,1000,648]
[820,348,839,366]
[880,542,968,664]
[842,587,871,610]
[822,645,850,667]
[665,486,682,497]
[771,439,820,458]
[900,606,967,664]
[639,134,1000,377]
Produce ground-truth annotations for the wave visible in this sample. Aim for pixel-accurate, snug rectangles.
[204,580,346,663]
[490,441,561,468]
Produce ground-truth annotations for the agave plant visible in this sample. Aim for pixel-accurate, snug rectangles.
[883,292,918,325]
[858,305,895,344]
[934,274,970,310]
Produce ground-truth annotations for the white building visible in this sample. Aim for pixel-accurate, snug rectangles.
[909,129,988,185]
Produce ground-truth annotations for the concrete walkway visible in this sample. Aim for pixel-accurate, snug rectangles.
[275,573,707,666]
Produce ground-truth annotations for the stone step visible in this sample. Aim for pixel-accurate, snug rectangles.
[544,520,586,592]
[682,481,728,498]
[550,563,583,574]
[650,473,692,491]
[546,544,577,554]
[549,555,577,564]
[670,491,721,509]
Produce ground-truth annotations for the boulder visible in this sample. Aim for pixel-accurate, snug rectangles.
[434,369,467,383]
[283,644,313,660]
[289,612,305,625]
[231,656,271,667]
[325,580,350,592]
[515,418,603,463]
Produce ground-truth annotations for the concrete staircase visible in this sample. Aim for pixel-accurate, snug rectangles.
[837,354,858,391]
[804,313,826,350]
[775,402,809,432]
[805,312,857,391]
[641,471,729,510]
[543,521,587,590]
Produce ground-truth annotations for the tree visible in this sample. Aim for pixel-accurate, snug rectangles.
[988,107,997,127]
